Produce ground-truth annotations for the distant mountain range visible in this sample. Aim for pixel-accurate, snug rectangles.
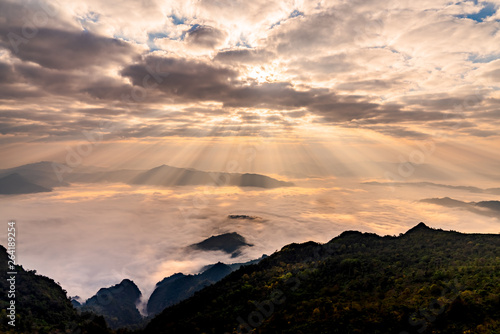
[128,164,293,188]
[365,181,500,195]
[0,173,51,194]
[0,161,293,194]
[421,197,500,219]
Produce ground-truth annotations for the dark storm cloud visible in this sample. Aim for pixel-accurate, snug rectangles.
[336,79,403,91]
[14,62,82,93]
[77,108,127,117]
[0,62,15,83]
[400,94,485,112]
[0,1,138,70]
[237,112,263,123]
[284,110,307,118]
[309,100,380,122]
[0,84,44,100]
[365,126,429,139]
[0,61,133,102]
[0,1,142,108]
[0,0,497,140]
[0,109,73,122]
[0,0,498,143]
[430,120,476,128]
[214,49,274,64]
[221,82,326,109]
[1,28,137,70]
[183,107,227,115]
[122,56,398,122]
[113,123,272,138]
[185,25,227,48]
[475,101,500,119]
[460,128,499,137]
[0,122,74,136]
[345,109,463,126]
[0,113,109,137]
[379,110,457,123]
[80,77,135,101]
[0,61,44,100]
[121,56,239,100]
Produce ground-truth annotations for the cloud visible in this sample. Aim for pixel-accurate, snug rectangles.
[3,28,137,70]
[0,1,139,70]
[121,56,237,101]
[1,1,500,316]
[214,48,274,64]
[0,0,500,154]
[1,180,499,301]
[0,61,15,83]
[185,25,227,49]
[121,55,401,123]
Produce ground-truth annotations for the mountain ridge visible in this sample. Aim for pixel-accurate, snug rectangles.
[141,223,500,334]
[0,245,112,333]
[79,278,143,329]
[2,223,499,333]
[0,173,52,194]
[190,232,253,257]
[0,161,293,193]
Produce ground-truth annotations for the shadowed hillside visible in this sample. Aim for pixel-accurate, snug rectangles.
[0,245,112,334]
[80,279,143,329]
[141,223,500,334]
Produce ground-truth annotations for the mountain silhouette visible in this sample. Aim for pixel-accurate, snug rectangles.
[0,245,112,333]
[147,262,233,316]
[190,232,253,257]
[142,223,500,334]
[421,197,500,219]
[2,223,499,333]
[79,279,143,329]
[0,173,51,194]
[0,161,70,189]
[130,164,293,188]
[0,161,293,192]
[147,256,267,316]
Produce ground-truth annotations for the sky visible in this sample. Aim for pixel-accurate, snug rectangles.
[1,0,500,304]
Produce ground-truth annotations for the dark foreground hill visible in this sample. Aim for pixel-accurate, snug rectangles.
[80,279,143,329]
[1,223,499,333]
[72,256,267,328]
[141,223,500,334]
[0,245,112,334]
[147,262,233,316]
[147,256,268,317]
